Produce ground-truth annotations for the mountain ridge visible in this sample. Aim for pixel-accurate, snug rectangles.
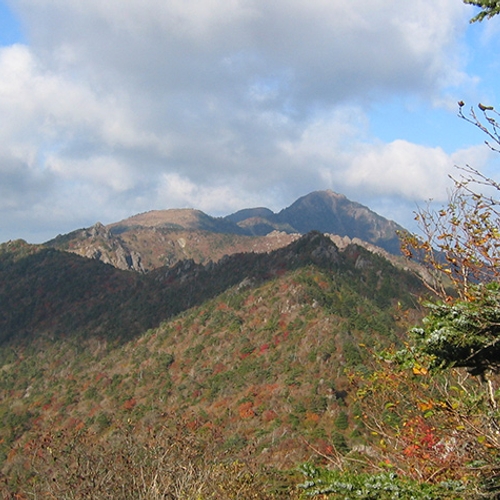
[44,190,405,272]
[0,231,422,347]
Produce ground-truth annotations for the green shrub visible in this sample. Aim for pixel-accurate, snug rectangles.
[158,352,175,369]
[297,465,466,499]
[334,411,348,430]
[330,432,349,454]
[222,434,247,452]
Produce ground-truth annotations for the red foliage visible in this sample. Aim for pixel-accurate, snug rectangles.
[316,439,334,456]
[64,417,85,430]
[316,279,329,290]
[94,372,108,383]
[244,295,255,306]
[185,420,199,431]
[122,398,137,411]
[238,402,255,419]
[274,331,289,346]
[400,416,442,464]
[262,410,278,422]
[23,440,37,452]
[75,421,86,432]
[212,363,226,374]
[239,351,252,360]
[88,406,100,418]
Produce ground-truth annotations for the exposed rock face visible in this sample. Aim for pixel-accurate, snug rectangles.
[46,224,300,273]
[89,222,109,239]
[50,222,146,272]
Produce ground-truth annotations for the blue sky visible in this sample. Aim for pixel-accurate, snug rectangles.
[0,0,499,243]
[0,1,22,45]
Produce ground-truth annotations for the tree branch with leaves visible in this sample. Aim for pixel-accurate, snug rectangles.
[397,109,500,495]
[401,104,500,303]
[464,0,500,23]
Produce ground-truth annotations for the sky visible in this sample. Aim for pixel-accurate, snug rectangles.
[1,0,500,243]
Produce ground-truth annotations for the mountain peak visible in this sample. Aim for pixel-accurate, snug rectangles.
[273,190,403,254]
[222,190,403,254]
[110,208,207,230]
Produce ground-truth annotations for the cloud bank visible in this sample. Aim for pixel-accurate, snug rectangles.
[0,0,480,241]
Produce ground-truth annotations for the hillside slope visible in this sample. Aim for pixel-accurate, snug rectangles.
[0,232,427,497]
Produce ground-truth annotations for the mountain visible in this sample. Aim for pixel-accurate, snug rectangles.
[0,231,427,497]
[226,190,404,254]
[110,208,245,234]
[0,196,489,497]
[45,190,404,272]
[224,207,275,224]
[225,207,297,235]
[276,190,403,254]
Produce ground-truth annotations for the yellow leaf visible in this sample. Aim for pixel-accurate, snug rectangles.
[417,401,433,412]
[413,364,428,376]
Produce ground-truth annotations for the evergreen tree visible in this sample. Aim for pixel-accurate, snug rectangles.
[465,0,500,22]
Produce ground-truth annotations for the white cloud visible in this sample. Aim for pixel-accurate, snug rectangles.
[0,0,482,242]
[14,0,469,103]
[276,113,464,203]
[155,172,274,215]
[343,140,455,201]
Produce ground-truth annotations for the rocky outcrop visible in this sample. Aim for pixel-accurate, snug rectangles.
[57,222,146,272]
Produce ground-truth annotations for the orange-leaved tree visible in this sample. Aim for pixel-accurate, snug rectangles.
[400,104,500,376]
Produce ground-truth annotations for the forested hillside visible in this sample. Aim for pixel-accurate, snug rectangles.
[0,232,430,497]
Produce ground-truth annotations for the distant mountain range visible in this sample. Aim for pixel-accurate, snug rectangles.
[45,190,404,272]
